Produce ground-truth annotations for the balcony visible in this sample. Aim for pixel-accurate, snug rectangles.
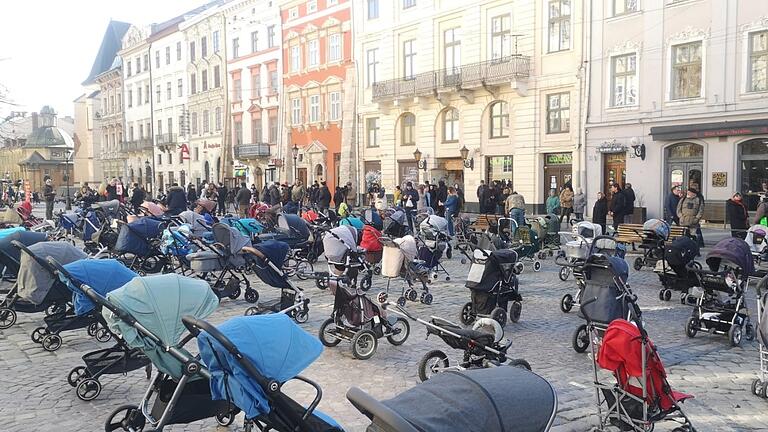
[372,55,531,103]
[155,133,177,147]
[234,143,271,159]
[122,138,153,152]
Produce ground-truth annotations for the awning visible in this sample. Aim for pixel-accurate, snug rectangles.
[649,119,768,141]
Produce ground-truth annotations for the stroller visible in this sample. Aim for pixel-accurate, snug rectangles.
[0,231,50,329]
[51,258,151,401]
[752,275,768,400]
[347,367,558,432]
[185,314,344,431]
[258,213,314,275]
[417,215,452,281]
[556,221,602,284]
[530,213,560,254]
[114,217,168,275]
[745,224,768,266]
[631,219,671,271]
[378,235,432,306]
[460,248,522,327]
[243,240,310,323]
[654,236,701,302]
[383,209,408,238]
[684,237,755,346]
[0,230,47,287]
[77,273,240,432]
[359,223,384,288]
[320,225,370,289]
[510,224,543,272]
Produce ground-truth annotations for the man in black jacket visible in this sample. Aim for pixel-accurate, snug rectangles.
[235,183,252,217]
[623,183,636,223]
[476,180,487,213]
[43,178,56,220]
[130,183,145,212]
[436,180,448,217]
[317,181,331,210]
[166,183,187,215]
[217,183,228,215]
[608,183,626,232]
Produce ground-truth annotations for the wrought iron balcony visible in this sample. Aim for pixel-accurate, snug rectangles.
[372,55,531,102]
[234,143,271,159]
[155,133,177,146]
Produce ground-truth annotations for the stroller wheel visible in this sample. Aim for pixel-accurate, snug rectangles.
[558,266,570,281]
[227,285,242,300]
[537,252,545,260]
[513,262,524,275]
[351,330,378,360]
[680,293,688,305]
[244,307,259,316]
[0,308,17,329]
[45,303,66,317]
[216,412,237,427]
[762,382,768,399]
[42,334,63,352]
[745,323,755,341]
[508,358,532,370]
[633,257,644,271]
[386,317,410,346]
[318,318,341,347]
[491,307,507,327]
[417,350,449,382]
[729,325,743,347]
[560,294,574,313]
[685,318,699,338]
[376,292,388,304]
[509,301,522,323]
[533,261,542,272]
[461,258,467,265]
[244,289,260,304]
[95,327,112,343]
[31,327,48,344]
[406,289,418,302]
[67,366,89,387]
[87,322,99,337]
[663,289,672,302]
[752,378,763,396]
[446,247,452,259]
[104,404,145,432]
[658,289,665,301]
[373,266,381,275]
[572,325,590,353]
[315,278,328,290]
[76,378,102,401]
[361,275,372,292]
[396,296,407,307]
[459,302,476,325]
[293,308,309,324]
[296,261,314,280]
[421,292,434,305]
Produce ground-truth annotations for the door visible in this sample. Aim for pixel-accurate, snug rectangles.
[603,153,626,201]
[298,168,307,186]
[665,143,703,194]
[544,166,572,198]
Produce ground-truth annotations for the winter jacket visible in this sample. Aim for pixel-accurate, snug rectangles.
[444,195,459,214]
[559,188,574,209]
[609,191,626,215]
[217,186,227,204]
[623,188,636,214]
[725,198,749,231]
[318,186,332,208]
[186,187,197,204]
[572,193,586,214]
[130,188,146,207]
[592,197,608,225]
[235,188,252,205]
[291,185,306,203]
[393,189,402,205]
[504,193,525,214]
[269,186,281,205]
[333,189,345,207]
[676,195,704,227]
[664,192,681,222]
[43,184,56,202]
[345,185,356,206]
[436,183,448,206]
[401,189,419,210]
[106,185,118,201]
[166,186,187,213]
[546,196,560,215]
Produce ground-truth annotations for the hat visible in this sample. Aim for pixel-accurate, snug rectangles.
[688,187,698,194]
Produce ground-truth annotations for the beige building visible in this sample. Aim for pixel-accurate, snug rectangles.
[94,60,125,180]
[355,0,587,211]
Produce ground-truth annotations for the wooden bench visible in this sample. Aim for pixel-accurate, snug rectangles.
[615,223,690,248]
[470,214,499,232]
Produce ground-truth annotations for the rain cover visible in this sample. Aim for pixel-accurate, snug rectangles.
[179,210,209,236]
[104,274,219,378]
[18,242,88,304]
[706,237,754,276]
[394,235,418,261]
[115,218,164,256]
[323,226,357,263]
[197,314,326,420]
[62,259,137,316]
[0,231,47,273]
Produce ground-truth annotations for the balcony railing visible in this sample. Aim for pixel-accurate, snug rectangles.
[122,138,153,151]
[372,55,530,102]
[234,143,271,159]
[155,133,177,146]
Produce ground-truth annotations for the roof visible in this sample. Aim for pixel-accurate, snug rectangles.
[19,151,49,165]
[25,126,74,148]
[0,113,75,142]
[82,20,131,85]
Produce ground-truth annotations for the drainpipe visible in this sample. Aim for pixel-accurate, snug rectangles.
[148,42,157,196]
[580,0,593,213]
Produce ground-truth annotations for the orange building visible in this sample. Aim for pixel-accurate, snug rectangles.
[280,0,353,193]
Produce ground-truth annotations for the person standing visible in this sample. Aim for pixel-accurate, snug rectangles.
[454,183,465,212]
[559,185,574,225]
[106,178,119,201]
[444,187,460,236]
[166,183,187,215]
[664,186,682,225]
[428,184,438,213]
[235,183,252,217]
[623,183,636,223]
[186,183,197,208]
[216,183,228,216]
[292,180,306,207]
[436,180,448,217]
[608,183,626,232]
[572,188,586,222]
[393,186,402,206]
[593,191,609,234]
[476,180,487,213]
[505,190,526,230]
[416,184,427,211]
[401,181,419,231]
[317,181,331,210]
[677,187,705,248]
[130,183,145,213]
[545,188,560,216]
[43,178,55,220]
[726,192,749,239]
[345,181,356,208]
[269,182,281,206]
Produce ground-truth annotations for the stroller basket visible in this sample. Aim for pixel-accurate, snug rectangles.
[82,347,150,376]
[150,376,233,425]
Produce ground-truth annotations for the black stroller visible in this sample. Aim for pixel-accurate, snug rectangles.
[383,209,408,238]
[630,219,671,271]
[460,248,522,327]
[0,231,49,329]
[654,236,701,302]
[114,217,169,275]
[0,230,47,288]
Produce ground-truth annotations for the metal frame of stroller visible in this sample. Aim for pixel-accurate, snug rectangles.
[243,242,310,323]
[752,281,768,400]
[557,236,621,316]
[459,248,523,327]
[416,215,452,281]
[377,236,432,307]
[113,219,171,275]
[505,218,544,272]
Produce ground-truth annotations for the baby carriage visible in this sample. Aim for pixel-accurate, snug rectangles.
[319,225,370,289]
[653,236,701,302]
[361,207,384,231]
[360,223,384,287]
[746,224,768,265]
[347,366,558,432]
[752,275,768,400]
[417,215,452,281]
[0,205,24,228]
[0,230,47,287]
[178,210,211,237]
[529,213,560,255]
[77,273,240,432]
[51,258,151,401]
[378,235,432,306]
[460,248,522,327]
[114,217,168,275]
[259,213,314,274]
[243,240,310,323]
[556,221,602,284]
[631,219,671,271]
[383,209,408,238]
[185,314,344,431]
[510,224,543,272]
[684,237,755,346]
[0,231,50,329]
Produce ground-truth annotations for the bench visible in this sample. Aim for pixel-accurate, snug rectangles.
[470,214,499,232]
[702,200,726,226]
[615,223,690,249]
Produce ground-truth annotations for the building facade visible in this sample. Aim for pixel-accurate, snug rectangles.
[356,0,586,211]
[281,0,355,193]
[226,0,283,190]
[586,0,768,220]
[94,60,125,181]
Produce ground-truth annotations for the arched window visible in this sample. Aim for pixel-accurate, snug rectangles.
[442,108,459,143]
[400,113,415,146]
[489,101,509,138]
[314,164,324,180]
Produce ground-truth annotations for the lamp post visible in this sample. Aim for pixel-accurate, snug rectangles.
[65,149,73,210]
[291,144,299,183]
[413,148,427,171]
[460,145,474,170]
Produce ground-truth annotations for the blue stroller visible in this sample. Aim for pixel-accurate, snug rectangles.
[114,217,168,274]
[0,230,47,287]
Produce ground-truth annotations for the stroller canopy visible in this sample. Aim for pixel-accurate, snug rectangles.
[389,210,407,225]
[324,226,358,263]
[0,226,27,239]
[575,221,601,239]
[706,237,754,276]
[362,208,384,230]
[0,230,47,271]
[360,225,383,253]
[62,259,137,316]
[92,199,120,216]
[115,218,164,256]
[105,274,219,378]
[213,223,253,254]
[340,216,365,230]
[666,236,699,269]
[18,241,88,304]
[179,210,209,236]
[277,214,310,240]
[642,219,670,240]
[198,314,325,420]
[394,235,418,261]
[420,215,449,236]
[372,367,556,432]
[142,201,165,216]
[252,240,290,289]
[0,207,23,224]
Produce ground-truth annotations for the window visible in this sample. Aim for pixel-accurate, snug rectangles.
[307,0,317,13]
[214,66,221,88]
[309,95,320,122]
[546,93,570,133]
[190,41,196,62]
[403,39,416,79]
[614,0,638,16]
[203,110,210,133]
[129,126,134,141]
[157,119,163,136]
[155,50,160,68]
[671,41,702,100]
[442,108,459,142]
[401,113,415,146]
[289,7,298,19]
[191,112,198,135]
[127,61,132,77]
[328,0,338,5]
[329,91,341,120]
[444,28,461,74]
[233,77,241,101]
[215,107,222,131]
[176,42,182,60]
[136,57,140,73]
[234,120,243,145]
[269,112,277,142]
[127,90,133,108]
[158,154,162,165]
[611,53,637,106]
[232,37,240,59]
[252,118,263,142]
[328,33,342,62]
[749,31,768,92]
[168,153,173,164]
[145,85,149,103]
[165,46,170,65]
[201,36,208,58]
[548,0,571,52]
[290,46,301,72]
[267,26,276,48]
[202,70,208,91]
[403,0,416,9]
[194,147,199,161]
[213,31,220,53]
[291,98,301,124]
[366,48,379,87]
[137,87,142,105]
[367,0,379,19]
[166,82,172,100]
[139,124,144,139]
[177,79,183,97]
[252,74,261,98]
[489,101,509,138]
[366,117,380,147]
[308,39,319,66]
[143,54,148,71]
[190,73,197,94]
[491,14,511,60]
[155,85,161,103]
[251,31,258,53]
[269,70,278,94]
[167,117,173,134]
[179,115,184,135]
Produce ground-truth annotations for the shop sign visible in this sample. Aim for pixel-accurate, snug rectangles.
[270,158,283,167]
[596,141,627,154]
[545,153,572,165]
[440,158,464,171]
[204,142,221,149]
[712,172,727,188]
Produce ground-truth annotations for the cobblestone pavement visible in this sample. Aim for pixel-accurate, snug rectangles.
[0,213,766,431]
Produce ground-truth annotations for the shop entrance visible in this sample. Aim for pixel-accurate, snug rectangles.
[739,138,768,210]
[603,152,626,201]
[543,152,572,199]
[665,142,703,194]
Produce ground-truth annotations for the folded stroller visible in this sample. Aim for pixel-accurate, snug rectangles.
[114,217,169,275]
[0,231,49,329]
[753,275,768,400]
[51,258,151,401]
[685,237,755,346]
[653,236,700,302]
[347,367,558,432]
[383,209,408,238]
[417,215,452,281]
[378,235,432,306]
[460,248,522,327]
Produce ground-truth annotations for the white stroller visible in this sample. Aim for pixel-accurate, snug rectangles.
[417,215,452,281]
[556,221,602,282]
[378,235,433,306]
[322,225,369,285]
[745,225,768,266]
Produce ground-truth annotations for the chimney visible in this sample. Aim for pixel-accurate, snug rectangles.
[31,112,39,131]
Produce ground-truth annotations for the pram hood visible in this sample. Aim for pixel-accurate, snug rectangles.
[179,210,209,236]
[665,236,699,273]
[92,199,120,215]
[642,218,670,240]
[323,226,358,263]
[746,224,767,252]
[362,208,384,230]
[142,201,165,216]
[370,367,556,432]
[252,240,290,289]
[389,209,407,225]
[18,241,88,304]
[394,235,418,261]
[104,274,219,378]
[340,216,365,230]
[706,237,754,276]
[0,226,27,239]
[197,314,325,420]
[420,215,449,237]
[574,221,602,239]
[213,223,252,253]
[115,217,164,256]
[222,217,264,236]
[586,254,629,284]
[0,230,47,269]
[277,213,310,241]
[62,259,137,316]
[360,225,383,252]
[196,198,217,213]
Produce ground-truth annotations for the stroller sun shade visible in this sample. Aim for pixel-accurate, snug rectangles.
[323,226,358,263]
[389,210,407,226]
[705,237,754,276]
[252,240,290,289]
[575,221,602,239]
[360,225,383,253]
[420,215,450,237]
[93,199,121,217]
[62,259,137,316]
[179,210,209,236]
[362,208,384,231]
[104,274,219,378]
[642,219,670,240]
[277,214,310,241]
[115,218,164,256]
[0,231,47,274]
[18,242,88,304]
[394,235,418,262]
[197,314,329,421]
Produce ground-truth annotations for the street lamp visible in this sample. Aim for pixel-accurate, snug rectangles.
[65,149,73,210]
[292,144,299,182]
[413,148,427,171]
[460,145,474,170]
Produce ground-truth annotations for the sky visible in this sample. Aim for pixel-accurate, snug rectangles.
[0,0,208,119]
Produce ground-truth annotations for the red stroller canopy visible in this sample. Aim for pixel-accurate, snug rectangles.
[360,225,383,252]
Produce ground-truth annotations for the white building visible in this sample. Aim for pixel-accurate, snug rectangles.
[586,0,768,221]
[225,0,283,190]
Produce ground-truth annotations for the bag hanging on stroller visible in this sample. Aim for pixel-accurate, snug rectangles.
[378,235,432,306]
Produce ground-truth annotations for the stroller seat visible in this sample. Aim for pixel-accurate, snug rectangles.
[428,318,495,347]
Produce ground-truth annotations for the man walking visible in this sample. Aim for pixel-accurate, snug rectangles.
[235,182,252,217]
[43,178,56,220]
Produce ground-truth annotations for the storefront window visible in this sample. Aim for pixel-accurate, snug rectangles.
[486,156,513,187]
[739,138,768,210]
[667,142,703,159]
[399,161,418,188]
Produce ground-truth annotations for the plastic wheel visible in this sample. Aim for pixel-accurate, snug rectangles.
[513,262,524,275]
[87,322,99,337]
[459,302,476,325]
[445,276,451,281]
[422,292,434,305]
[752,378,763,396]
[386,318,410,346]
[446,248,452,259]
[659,290,666,301]
[560,294,574,313]
[745,323,755,341]
[216,412,236,427]
[293,309,309,324]
[663,289,672,302]
[728,325,743,347]
[685,318,699,338]
[244,307,258,316]
[533,261,542,272]
[95,327,112,343]
[351,330,378,360]
[76,378,102,401]
[558,266,570,281]
[315,278,328,290]
[762,382,768,399]
[406,289,418,302]
[68,366,89,387]
[360,274,372,292]
[318,318,341,347]
[0,308,16,329]
[491,307,507,327]
[572,325,589,353]
[508,358,532,370]
[296,261,313,280]
[397,296,406,307]
[45,303,66,317]
[376,292,388,304]
[460,258,467,265]
[31,327,47,344]
[42,334,63,352]
[417,350,449,382]
[509,301,522,323]
[633,257,644,271]
[244,289,259,304]
[104,404,145,432]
